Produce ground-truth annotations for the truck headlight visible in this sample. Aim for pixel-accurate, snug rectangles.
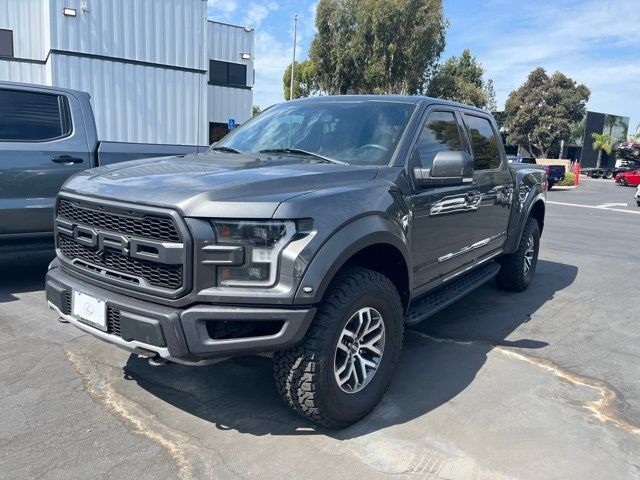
[211,220,296,287]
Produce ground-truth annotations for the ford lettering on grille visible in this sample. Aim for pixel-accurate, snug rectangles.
[55,198,186,294]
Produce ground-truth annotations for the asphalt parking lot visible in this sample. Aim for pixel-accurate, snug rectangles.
[1,177,639,479]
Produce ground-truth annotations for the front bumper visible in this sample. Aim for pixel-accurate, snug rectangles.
[46,266,316,365]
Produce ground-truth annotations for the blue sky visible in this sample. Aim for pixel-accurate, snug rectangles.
[208,0,640,133]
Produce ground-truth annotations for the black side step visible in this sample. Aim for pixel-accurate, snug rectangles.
[404,262,501,326]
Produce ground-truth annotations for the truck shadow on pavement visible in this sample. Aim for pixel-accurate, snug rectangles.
[123,259,578,439]
[0,252,55,303]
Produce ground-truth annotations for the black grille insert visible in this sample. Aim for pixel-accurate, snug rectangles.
[58,199,181,242]
[58,236,183,289]
[107,307,122,336]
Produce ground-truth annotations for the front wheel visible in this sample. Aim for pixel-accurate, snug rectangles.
[619,177,629,187]
[273,267,404,428]
[495,217,540,292]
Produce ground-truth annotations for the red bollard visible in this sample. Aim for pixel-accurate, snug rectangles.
[573,162,580,186]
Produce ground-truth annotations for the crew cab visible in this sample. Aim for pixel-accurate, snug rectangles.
[0,81,206,254]
[46,96,546,427]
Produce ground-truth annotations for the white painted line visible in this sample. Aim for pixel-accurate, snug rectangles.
[595,202,628,208]
[547,200,640,215]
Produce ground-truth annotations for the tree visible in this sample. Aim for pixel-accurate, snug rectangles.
[504,68,590,159]
[309,0,447,95]
[483,79,497,112]
[282,60,318,100]
[425,49,495,109]
[592,132,613,169]
[252,105,261,116]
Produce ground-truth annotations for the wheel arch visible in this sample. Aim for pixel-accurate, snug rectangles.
[293,215,411,312]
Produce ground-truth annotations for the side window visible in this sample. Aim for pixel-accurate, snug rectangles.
[464,114,501,170]
[413,111,464,169]
[0,89,71,142]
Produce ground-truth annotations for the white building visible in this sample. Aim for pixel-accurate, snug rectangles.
[0,0,254,146]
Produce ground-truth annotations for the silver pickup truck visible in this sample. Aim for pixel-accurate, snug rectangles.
[0,81,207,254]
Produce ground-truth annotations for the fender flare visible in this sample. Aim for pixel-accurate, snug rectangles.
[293,215,411,305]
[503,190,545,253]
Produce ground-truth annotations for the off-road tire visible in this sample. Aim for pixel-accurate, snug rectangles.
[273,267,404,428]
[495,217,540,292]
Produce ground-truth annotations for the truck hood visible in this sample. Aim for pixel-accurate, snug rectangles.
[61,153,379,218]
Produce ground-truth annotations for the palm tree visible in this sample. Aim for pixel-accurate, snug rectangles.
[592,132,613,169]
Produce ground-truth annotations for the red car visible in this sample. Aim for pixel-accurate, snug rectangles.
[615,169,640,186]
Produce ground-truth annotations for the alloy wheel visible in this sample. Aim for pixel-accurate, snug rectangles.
[334,307,386,394]
[523,234,535,275]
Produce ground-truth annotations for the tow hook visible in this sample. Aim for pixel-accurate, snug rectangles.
[147,356,169,367]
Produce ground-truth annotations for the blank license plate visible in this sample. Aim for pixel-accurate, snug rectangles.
[72,291,107,331]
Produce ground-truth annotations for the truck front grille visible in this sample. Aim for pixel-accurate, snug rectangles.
[55,197,189,297]
[58,199,181,242]
[58,236,183,289]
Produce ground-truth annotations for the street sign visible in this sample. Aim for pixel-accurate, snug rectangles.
[228,118,236,130]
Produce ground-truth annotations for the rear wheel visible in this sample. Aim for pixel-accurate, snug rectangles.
[633,148,640,158]
[603,170,614,179]
[273,267,404,428]
[496,217,540,292]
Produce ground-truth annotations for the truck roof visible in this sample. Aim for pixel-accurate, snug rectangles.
[0,81,91,100]
[286,94,489,114]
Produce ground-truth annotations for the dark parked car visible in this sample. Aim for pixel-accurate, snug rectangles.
[507,156,564,188]
[0,81,206,254]
[617,141,640,160]
[46,96,546,427]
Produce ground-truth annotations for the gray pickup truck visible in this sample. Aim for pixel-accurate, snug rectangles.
[0,81,206,254]
[46,96,546,427]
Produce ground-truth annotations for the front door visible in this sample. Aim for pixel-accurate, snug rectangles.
[409,108,482,290]
[0,87,89,238]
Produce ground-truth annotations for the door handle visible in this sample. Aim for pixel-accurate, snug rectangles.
[51,155,84,164]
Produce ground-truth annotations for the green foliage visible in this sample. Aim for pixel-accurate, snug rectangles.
[426,49,494,109]
[309,0,447,95]
[252,105,261,116]
[504,67,590,158]
[591,132,613,168]
[283,60,318,100]
[557,171,575,186]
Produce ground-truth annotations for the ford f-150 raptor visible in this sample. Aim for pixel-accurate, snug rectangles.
[46,95,546,427]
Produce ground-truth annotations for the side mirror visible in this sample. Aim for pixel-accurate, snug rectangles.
[414,151,474,187]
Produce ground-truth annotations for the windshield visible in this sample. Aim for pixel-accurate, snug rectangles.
[212,100,416,165]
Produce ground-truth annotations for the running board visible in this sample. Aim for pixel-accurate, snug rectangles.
[404,263,501,326]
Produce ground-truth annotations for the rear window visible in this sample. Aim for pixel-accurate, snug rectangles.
[464,114,501,170]
[0,89,72,142]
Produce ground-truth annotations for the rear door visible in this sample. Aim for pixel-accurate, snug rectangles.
[409,107,482,289]
[460,111,513,259]
[0,87,89,237]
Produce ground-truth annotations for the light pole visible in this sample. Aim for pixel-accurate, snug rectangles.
[289,14,298,101]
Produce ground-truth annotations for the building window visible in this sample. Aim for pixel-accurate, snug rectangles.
[209,60,248,88]
[0,89,72,142]
[0,29,13,57]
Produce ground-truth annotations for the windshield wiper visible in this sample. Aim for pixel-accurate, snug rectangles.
[258,148,347,165]
[210,145,243,154]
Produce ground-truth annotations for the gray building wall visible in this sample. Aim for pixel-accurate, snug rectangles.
[207,21,254,127]
[0,0,254,146]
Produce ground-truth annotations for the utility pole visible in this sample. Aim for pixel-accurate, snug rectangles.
[289,14,298,101]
